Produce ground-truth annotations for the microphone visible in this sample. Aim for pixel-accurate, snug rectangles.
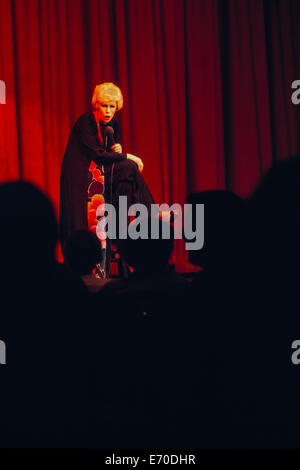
[103,126,115,151]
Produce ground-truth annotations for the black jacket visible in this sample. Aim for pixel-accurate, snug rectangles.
[59,111,126,248]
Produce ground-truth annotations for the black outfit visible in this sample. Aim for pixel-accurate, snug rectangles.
[59,111,154,249]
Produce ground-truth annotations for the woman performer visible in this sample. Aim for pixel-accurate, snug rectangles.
[59,82,155,254]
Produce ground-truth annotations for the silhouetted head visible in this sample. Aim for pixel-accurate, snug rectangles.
[117,217,174,277]
[186,190,250,272]
[0,181,58,267]
[250,155,300,220]
[64,230,102,276]
[249,154,300,272]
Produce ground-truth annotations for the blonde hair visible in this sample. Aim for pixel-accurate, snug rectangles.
[92,82,123,110]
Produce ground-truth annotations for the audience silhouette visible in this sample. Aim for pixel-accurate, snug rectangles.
[64,229,105,292]
[1,155,300,449]
[0,181,96,447]
[100,216,188,314]
[247,155,300,448]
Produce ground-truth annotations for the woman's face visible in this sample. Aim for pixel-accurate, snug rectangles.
[97,100,117,123]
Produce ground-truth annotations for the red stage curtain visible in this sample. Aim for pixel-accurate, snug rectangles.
[0,0,300,271]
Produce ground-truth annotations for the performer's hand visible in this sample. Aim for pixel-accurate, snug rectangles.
[127,153,144,172]
[111,143,122,154]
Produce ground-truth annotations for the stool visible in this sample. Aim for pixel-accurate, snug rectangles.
[87,161,129,279]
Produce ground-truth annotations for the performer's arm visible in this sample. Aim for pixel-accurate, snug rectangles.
[75,114,144,171]
[74,114,127,165]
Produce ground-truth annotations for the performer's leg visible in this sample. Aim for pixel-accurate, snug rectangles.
[103,160,155,271]
[104,159,155,210]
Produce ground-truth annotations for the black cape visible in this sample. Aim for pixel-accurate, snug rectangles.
[59,111,126,248]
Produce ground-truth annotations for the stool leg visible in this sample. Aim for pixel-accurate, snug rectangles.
[117,253,130,279]
[104,238,111,279]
